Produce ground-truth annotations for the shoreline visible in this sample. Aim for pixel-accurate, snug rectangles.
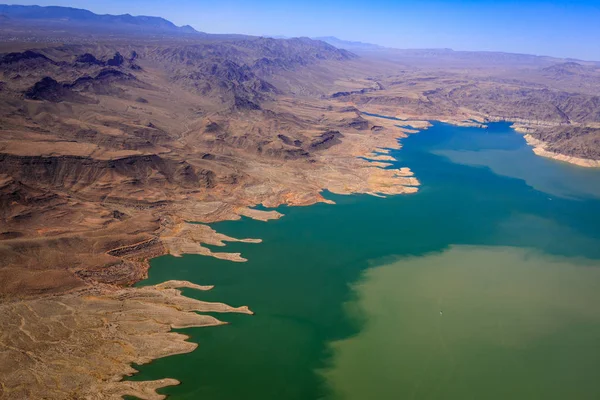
[438,117,600,170]
[17,113,592,399]
[4,113,595,399]
[0,280,253,400]
[1,112,422,399]
[521,134,600,168]
[118,114,422,397]
[356,104,600,169]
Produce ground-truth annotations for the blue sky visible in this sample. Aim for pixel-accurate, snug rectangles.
[7,0,600,60]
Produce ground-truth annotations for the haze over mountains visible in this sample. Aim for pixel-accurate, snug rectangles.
[1,4,600,399]
[0,3,200,35]
[267,35,384,51]
[2,4,598,63]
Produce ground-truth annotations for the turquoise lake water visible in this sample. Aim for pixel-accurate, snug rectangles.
[130,121,600,399]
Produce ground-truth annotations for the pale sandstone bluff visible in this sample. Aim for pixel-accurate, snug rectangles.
[0,280,252,400]
[521,132,600,168]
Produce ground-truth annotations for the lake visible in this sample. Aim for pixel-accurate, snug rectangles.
[129,121,600,399]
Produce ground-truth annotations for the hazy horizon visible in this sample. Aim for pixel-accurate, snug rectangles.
[4,0,600,61]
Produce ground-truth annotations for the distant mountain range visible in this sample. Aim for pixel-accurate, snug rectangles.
[312,36,383,50]
[268,35,383,50]
[1,4,597,65]
[0,4,200,35]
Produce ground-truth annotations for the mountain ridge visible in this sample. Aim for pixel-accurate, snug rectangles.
[312,36,383,50]
[0,4,201,35]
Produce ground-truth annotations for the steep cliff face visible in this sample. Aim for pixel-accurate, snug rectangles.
[0,154,216,194]
[527,126,600,159]
[442,86,600,124]
[309,130,343,150]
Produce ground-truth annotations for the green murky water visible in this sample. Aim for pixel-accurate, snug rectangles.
[130,121,600,399]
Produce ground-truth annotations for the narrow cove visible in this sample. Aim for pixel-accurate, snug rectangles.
[128,121,600,399]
